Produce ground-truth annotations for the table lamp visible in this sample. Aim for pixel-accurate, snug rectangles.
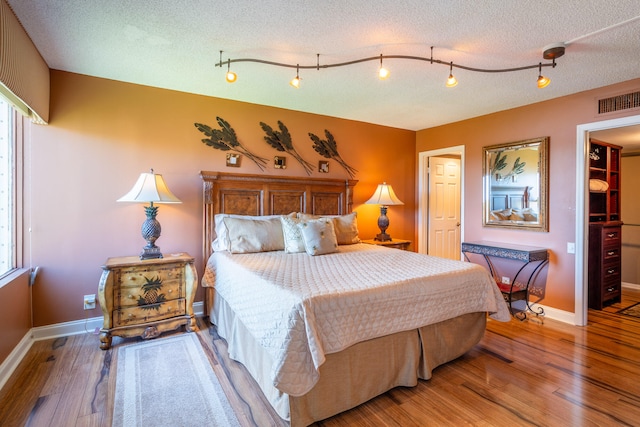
[118,169,182,259]
[365,182,404,242]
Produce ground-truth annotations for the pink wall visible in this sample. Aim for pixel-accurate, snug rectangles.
[26,70,415,327]
[416,78,640,312]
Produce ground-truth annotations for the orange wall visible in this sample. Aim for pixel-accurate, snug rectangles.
[416,78,640,312]
[0,270,31,363]
[27,70,415,326]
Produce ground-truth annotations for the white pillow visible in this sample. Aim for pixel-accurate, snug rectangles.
[281,215,306,253]
[222,216,285,253]
[297,212,360,245]
[213,213,293,251]
[297,218,338,256]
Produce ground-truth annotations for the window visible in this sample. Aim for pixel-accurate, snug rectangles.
[0,98,17,278]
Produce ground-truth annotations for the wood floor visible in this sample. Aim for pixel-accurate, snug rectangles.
[1,289,639,427]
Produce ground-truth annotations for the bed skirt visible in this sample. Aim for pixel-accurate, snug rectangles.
[209,288,486,427]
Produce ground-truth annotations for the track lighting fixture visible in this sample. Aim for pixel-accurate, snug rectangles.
[225,59,237,83]
[445,62,458,87]
[537,62,550,88]
[217,44,565,89]
[378,54,390,80]
[290,65,301,88]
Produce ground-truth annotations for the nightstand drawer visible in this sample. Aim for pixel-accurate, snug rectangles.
[115,280,184,308]
[114,298,187,327]
[361,239,411,250]
[116,263,184,287]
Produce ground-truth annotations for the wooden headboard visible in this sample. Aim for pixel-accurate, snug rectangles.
[200,171,358,260]
[490,185,531,211]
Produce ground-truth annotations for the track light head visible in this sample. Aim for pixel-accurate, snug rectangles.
[445,62,458,87]
[225,59,237,83]
[537,63,550,88]
[378,54,390,80]
[290,65,301,88]
[225,71,237,83]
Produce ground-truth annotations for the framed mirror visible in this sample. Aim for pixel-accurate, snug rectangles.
[483,136,549,231]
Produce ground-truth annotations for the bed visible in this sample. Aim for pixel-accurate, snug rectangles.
[200,172,510,426]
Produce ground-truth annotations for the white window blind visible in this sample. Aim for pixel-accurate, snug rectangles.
[0,98,15,277]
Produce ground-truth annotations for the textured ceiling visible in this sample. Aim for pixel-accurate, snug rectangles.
[7,1,640,131]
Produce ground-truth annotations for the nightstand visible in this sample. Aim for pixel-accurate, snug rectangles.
[97,253,197,350]
[361,239,411,251]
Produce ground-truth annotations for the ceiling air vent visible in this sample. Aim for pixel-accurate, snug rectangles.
[598,91,640,114]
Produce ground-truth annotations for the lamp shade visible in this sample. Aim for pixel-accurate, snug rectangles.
[365,182,404,206]
[117,170,182,204]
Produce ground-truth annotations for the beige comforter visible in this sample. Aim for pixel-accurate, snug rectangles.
[202,243,510,396]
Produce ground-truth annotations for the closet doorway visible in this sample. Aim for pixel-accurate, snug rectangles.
[576,115,640,325]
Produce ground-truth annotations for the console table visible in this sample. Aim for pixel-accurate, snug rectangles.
[461,241,549,320]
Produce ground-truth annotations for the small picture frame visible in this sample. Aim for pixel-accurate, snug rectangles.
[274,156,287,169]
[226,153,241,167]
[319,161,329,173]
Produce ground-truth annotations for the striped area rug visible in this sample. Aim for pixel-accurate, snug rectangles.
[618,302,640,318]
[113,333,240,426]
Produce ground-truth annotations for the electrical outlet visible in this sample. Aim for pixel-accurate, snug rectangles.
[567,242,575,254]
[84,294,96,310]
[501,276,511,285]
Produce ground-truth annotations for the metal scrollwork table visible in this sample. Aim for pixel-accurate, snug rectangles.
[462,241,549,320]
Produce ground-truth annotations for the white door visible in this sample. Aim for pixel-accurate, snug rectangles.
[428,156,461,259]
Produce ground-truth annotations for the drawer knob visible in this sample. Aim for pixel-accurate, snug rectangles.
[128,294,134,299]
[607,233,616,238]
[607,269,615,274]
[607,251,615,256]
[606,286,615,292]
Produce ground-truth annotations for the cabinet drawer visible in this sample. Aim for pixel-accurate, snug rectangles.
[114,263,185,308]
[601,263,620,281]
[602,247,620,262]
[114,298,186,327]
[601,228,621,246]
[602,282,621,301]
[115,280,184,308]
[116,263,184,287]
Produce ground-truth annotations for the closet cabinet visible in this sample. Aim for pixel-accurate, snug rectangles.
[588,139,622,309]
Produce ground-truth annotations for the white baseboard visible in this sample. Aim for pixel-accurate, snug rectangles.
[0,301,204,392]
[510,300,576,324]
[31,301,205,341]
[0,331,33,392]
[622,281,640,291]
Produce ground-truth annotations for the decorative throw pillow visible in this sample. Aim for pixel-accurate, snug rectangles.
[298,212,360,245]
[280,215,305,253]
[297,218,338,256]
[213,213,294,251]
[329,212,360,245]
[222,216,285,253]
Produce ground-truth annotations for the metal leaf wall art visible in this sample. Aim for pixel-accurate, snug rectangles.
[260,120,314,175]
[309,130,357,178]
[195,117,268,171]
